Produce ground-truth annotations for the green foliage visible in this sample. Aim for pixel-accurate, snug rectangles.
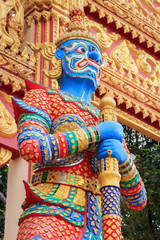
[121,127,160,240]
[0,165,8,239]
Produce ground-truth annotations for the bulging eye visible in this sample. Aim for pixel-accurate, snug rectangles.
[90,46,96,51]
[76,47,86,54]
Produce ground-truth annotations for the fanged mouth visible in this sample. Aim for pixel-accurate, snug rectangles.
[78,60,88,68]
[77,58,100,68]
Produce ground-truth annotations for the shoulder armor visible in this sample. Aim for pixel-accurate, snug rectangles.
[12,97,51,126]
[25,78,49,91]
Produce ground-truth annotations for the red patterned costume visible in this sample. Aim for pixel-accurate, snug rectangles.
[13,80,103,240]
[12,79,147,240]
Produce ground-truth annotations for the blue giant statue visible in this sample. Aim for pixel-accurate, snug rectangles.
[12,8,147,240]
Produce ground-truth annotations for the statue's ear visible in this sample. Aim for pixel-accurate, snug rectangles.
[55,48,65,59]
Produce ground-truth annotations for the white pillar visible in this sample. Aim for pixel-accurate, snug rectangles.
[4,157,29,240]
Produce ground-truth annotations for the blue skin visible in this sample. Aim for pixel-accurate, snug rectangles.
[96,121,128,164]
[55,39,102,103]
[97,139,128,164]
[55,39,127,164]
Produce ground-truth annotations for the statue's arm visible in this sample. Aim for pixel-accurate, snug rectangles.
[12,89,52,163]
[12,89,102,163]
[17,118,100,163]
[119,142,147,210]
[97,137,147,210]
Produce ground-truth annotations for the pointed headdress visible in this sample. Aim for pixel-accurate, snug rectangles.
[55,8,102,52]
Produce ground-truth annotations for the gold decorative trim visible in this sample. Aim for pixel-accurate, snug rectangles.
[51,10,59,43]
[33,11,42,84]
[123,40,160,87]
[23,0,160,50]
[42,10,51,87]
[25,16,33,27]
[0,146,12,167]
[32,170,101,195]
[28,42,62,82]
[99,70,160,125]
[85,0,160,52]
[93,96,159,141]
[121,165,137,182]
[0,50,35,71]
[0,91,12,106]
[0,0,24,53]
[0,69,25,93]
[110,40,138,74]
[102,214,121,221]
[23,0,84,17]
[51,9,69,42]
[0,100,17,138]
[86,19,121,51]
[116,109,160,142]
[102,56,160,97]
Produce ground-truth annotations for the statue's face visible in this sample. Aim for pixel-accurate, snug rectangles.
[55,39,102,90]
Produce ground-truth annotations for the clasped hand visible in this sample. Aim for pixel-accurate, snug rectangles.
[96,121,128,165]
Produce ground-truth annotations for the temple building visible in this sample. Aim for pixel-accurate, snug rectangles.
[0,0,159,239]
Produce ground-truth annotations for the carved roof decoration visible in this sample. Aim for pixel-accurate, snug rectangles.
[0,0,24,53]
[94,50,160,141]
[22,0,160,53]
[0,146,12,168]
[0,91,19,167]
[84,15,160,141]
[22,0,84,17]
[0,0,35,93]
[0,49,35,93]
[0,99,17,138]
[84,0,160,54]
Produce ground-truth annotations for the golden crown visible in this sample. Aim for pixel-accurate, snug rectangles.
[55,8,102,52]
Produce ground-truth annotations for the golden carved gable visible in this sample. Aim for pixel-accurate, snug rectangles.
[0,91,12,106]
[0,0,24,53]
[0,146,12,167]
[86,19,121,51]
[0,99,17,138]
[0,49,35,92]
[109,40,160,87]
[85,0,160,52]
[22,0,84,16]
[110,40,138,74]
